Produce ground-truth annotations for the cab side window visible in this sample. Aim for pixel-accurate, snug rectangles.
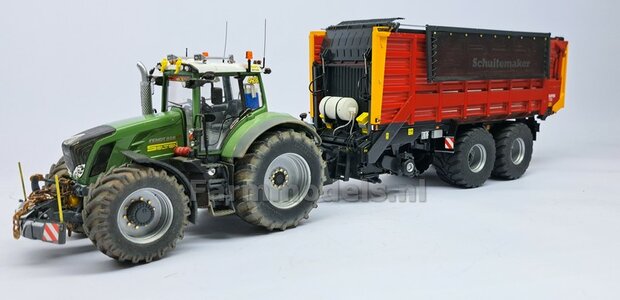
[243,76,263,109]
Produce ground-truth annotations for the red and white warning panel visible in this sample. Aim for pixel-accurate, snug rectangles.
[20,220,67,244]
[444,137,455,150]
[42,223,61,243]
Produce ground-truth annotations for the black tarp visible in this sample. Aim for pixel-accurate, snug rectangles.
[426,26,550,82]
[321,18,402,62]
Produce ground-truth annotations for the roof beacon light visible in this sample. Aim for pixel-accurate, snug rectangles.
[202,51,209,57]
[246,51,254,72]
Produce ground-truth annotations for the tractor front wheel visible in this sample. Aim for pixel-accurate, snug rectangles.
[83,165,189,263]
[46,157,70,183]
[234,130,325,231]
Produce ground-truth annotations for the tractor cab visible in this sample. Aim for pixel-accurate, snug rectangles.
[152,53,266,151]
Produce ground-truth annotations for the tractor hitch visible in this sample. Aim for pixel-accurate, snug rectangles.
[12,173,82,244]
[20,219,67,244]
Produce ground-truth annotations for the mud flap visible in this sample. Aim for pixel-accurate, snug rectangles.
[21,220,67,244]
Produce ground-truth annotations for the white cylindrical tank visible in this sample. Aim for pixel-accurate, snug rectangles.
[318,96,359,121]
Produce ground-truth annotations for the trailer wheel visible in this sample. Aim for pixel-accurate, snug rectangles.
[492,123,533,179]
[234,129,325,231]
[433,127,496,188]
[83,165,190,263]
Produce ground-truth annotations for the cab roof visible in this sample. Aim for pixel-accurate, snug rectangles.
[156,57,250,75]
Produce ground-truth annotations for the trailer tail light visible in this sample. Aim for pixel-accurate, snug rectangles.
[431,129,443,138]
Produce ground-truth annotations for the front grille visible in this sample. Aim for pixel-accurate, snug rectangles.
[62,140,96,172]
[61,125,116,173]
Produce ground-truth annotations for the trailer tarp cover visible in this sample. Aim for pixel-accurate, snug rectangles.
[426,26,551,82]
[322,18,402,62]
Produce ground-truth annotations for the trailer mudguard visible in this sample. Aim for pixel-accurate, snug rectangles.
[220,111,321,159]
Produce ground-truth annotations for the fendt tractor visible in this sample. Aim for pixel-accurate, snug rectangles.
[13,51,325,263]
[13,18,568,263]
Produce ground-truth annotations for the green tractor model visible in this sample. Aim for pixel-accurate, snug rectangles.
[13,52,325,263]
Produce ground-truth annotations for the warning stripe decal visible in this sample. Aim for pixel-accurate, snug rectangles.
[42,223,59,243]
[444,137,455,150]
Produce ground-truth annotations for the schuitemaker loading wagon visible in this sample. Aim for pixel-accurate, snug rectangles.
[309,18,568,188]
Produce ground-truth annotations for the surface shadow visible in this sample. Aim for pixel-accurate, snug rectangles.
[26,244,94,261]
[185,210,269,240]
[320,169,452,204]
[14,242,134,275]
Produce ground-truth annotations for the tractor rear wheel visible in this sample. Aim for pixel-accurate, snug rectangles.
[433,127,496,188]
[83,165,190,263]
[234,130,324,231]
[491,123,533,180]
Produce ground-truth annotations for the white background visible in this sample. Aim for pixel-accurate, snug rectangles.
[1,0,619,299]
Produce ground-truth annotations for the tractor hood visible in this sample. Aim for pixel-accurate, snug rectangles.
[62,109,185,185]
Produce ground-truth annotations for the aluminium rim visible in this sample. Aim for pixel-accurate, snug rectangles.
[467,144,487,173]
[510,137,526,165]
[116,187,174,244]
[263,152,311,209]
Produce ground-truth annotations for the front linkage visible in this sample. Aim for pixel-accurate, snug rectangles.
[12,171,85,244]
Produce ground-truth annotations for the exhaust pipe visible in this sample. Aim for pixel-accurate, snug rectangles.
[137,62,153,116]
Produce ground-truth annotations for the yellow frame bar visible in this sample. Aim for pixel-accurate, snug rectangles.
[370,27,391,125]
[552,44,568,113]
[309,30,326,118]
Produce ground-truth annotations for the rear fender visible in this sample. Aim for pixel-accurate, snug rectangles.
[220,112,320,159]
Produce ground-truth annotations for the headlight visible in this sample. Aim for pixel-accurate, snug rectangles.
[72,164,85,179]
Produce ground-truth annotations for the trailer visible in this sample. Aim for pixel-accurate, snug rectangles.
[309,18,568,187]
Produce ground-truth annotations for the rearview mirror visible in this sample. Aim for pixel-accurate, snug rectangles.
[203,113,217,123]
[211,87,223,105]
[184,79,209,89]
[202,72,216,81]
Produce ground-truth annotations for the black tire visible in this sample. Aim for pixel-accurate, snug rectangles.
[83,165,190,263]
[433,127,496,188]
[414,152,433,175]
[45,157,70,185]
[491,123,533,180]
[234,129,325,231]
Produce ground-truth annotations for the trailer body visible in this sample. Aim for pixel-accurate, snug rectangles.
[309,18,568,184]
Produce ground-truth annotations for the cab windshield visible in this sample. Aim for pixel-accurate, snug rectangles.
[162,74,264,150]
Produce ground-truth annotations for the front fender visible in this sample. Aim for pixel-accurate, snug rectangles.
[220,111,320,159]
